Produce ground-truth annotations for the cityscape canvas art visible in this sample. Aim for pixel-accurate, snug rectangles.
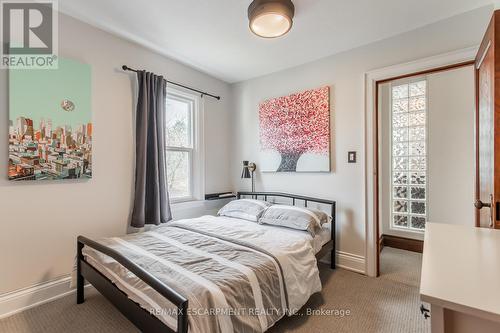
[8,58,92,181]
[259,86,331,172]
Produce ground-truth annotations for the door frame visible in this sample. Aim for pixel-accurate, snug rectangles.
[364,47,477,277]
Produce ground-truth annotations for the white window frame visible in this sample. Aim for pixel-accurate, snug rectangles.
[389,77,429,233]
[166,87,205,203]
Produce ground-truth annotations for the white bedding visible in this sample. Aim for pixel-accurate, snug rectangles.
[84,215,330,331]
[313,222,332,254]
[168,216,324,311]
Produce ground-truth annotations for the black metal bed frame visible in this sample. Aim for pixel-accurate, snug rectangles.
[76,191,336,333]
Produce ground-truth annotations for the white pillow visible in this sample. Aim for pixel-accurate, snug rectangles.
[258,205,328,236]
[217,199,272,222]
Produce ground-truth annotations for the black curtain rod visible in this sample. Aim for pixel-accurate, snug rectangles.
[122,65,221,100]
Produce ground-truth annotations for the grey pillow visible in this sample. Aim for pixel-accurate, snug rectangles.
[258,205,328,236]
[217,199,272,222]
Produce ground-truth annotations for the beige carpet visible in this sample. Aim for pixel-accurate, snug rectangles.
[0,248,429,333]
[379,246,423,288]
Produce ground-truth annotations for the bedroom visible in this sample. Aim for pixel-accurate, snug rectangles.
[1,0,500,332]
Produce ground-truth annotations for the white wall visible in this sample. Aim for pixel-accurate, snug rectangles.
[0,13,232,295]
[427,67,476,226]
[0,2,491,301]
[379,66,476,240]
[230,7,491,267]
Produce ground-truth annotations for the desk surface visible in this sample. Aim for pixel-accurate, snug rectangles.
[420,223,500,323]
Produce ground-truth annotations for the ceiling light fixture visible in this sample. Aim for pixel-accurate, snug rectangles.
[248,0,295,38]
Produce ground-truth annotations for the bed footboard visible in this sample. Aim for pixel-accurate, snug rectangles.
[77,236,189,333]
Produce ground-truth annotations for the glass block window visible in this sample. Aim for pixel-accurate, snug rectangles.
[391,80,427,231]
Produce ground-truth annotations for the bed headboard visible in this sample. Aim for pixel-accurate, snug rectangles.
[236,191,336,268]
[237,191,335,218]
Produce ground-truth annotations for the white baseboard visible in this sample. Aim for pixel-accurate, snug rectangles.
[336,251,366,274]
[320,250,366,274]
[0,275,89,320]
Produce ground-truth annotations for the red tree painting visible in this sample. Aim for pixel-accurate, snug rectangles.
[259,86,330,172]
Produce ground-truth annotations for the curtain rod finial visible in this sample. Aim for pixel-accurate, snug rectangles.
[122,65,128,71]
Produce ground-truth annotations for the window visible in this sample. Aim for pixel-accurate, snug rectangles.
[391,79,427,231]
[165,88,203,202]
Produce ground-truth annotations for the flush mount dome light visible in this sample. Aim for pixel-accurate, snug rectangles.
[248,0,295,38]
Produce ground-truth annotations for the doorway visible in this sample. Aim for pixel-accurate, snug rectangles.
[376,64,476,278]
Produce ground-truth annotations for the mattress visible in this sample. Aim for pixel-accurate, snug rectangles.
[83,215,330,332]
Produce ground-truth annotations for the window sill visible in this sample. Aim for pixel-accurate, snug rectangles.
[390,226,425,234]
[171,197,195,204]
[170,197,231,210]
[171,199,204,209]
[170,197,232,220]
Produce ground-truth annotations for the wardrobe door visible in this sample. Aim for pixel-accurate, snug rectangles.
[475,11,499,228]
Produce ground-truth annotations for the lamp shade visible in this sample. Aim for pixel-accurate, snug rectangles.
[241,161,251,179]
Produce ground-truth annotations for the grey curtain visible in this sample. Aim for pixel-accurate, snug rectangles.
[131,71,172,227]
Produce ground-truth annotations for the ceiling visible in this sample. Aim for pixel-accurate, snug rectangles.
[59,0,493,83]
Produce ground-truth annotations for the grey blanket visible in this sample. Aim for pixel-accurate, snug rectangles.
[83,223,289,333]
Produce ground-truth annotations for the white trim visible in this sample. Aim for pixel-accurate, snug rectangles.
[320,251,366,274]
[171,198,230,212]
[166,86,205,202]
[195,93,206,201]
[0,275,93,320]
[364,46,477,277]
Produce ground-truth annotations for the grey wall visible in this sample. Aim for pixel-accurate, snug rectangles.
[0,13,232,294]
[0,4,491,295]
[230,7,491,263]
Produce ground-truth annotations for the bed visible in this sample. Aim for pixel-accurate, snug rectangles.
[76,192,336,333]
